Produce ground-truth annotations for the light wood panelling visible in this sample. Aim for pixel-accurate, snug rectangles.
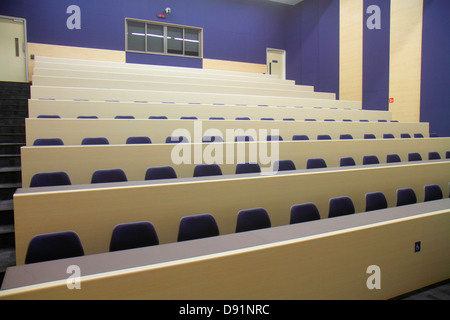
[339,0,363,102]
[203,58,267,74]
[389,0,423,122]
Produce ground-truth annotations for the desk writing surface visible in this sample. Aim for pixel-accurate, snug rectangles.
[3,198,449,290]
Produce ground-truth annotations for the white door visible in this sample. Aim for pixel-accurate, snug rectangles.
[266,48,285,80]
[0,16,28,82]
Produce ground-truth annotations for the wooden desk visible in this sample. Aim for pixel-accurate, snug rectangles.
[12,161,450,265]
[2,199,449,299]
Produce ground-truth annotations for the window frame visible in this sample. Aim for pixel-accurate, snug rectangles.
[125,18,203,59]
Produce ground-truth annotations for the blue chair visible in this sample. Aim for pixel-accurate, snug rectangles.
[37,115,60,119]
[414,133,424,138]
[193,164,222,177]
[317,135,332,140]
[328,196,355,218]
[273,160,296,172]
[343,119,352,122]
[209,117,225,120]
[424,185,443,202]
[283,118,295,121]
[30,171,72,188]
[306,158,327,169]
[126,136,152,144]
[267,135,283,141]
[145,166,177,180]
[292,135,309,141]
[235,208,271,233]
[446,151,450,159]
[401,133,411,139]
[324,119,335,122]
[235,136,254,142]
[235,117,250,120]
[177,214,219,242]
[340,134,353,140]
[25,231,84,264]
[396,188,417,206]
[82,137,109,145]
[360,120,369,122]
[363,155,380,165]
[202,136,223,143]
[408,153,422,162]
[365,192,388,212]
[77,116,98,119]
[180,116,198,120]
[33,138,64,146]
[115,115,135,119]
[364,134,376,139]
[428,152,441,160]
[386,154,401,163]
[305,119,316,121]
[166,136,188,143]
[91,169,127,184]
[290,203,320,224]
[261,118,274,121]
[383,134,395,139]
[340,157,356,167]
[235,163,261,174]
[109,222,159,252]
[149,116,168,120]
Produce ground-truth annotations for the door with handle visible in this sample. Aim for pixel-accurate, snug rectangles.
[266,48,285,80]
[0,16,28,82]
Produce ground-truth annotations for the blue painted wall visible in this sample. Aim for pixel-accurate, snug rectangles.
[362,0,390,111]
[285,0,340,97]
[420,0,450,137]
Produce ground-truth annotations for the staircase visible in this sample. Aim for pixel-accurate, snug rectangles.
[0,81,29,286]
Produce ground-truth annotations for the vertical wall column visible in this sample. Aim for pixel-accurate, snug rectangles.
[389,0,423,122]
[339,0,363,103]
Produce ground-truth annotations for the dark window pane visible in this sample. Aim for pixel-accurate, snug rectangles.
[127,21,145,52]
[147,24,164,53]
[167,26,183,55]
[184,28,200,56]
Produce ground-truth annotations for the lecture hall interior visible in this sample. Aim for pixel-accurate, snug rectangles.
[0,0,448,302]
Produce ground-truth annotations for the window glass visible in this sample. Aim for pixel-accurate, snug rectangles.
[167,26,183,55]
[184,28,200,57]
[127,21,145,52]
[147,24,164,53]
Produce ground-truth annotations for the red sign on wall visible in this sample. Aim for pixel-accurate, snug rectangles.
[389,98,394,103]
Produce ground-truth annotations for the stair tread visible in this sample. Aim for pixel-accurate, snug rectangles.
[0,199,13,211]
[0,182,21,188]
[0,166,21,172]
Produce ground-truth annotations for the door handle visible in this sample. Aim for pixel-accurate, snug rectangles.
[15,38,19,57]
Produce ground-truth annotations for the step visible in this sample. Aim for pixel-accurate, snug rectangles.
[0,183,21,200]
[0,155,21,167]
[0,110,28,118]
[0,118,25,126]
[0,199,14,226]
[0,99,29,108]
[0,133,25,143]
[0,143,24,154]
[0,125,25,134]
[0,167,21,184]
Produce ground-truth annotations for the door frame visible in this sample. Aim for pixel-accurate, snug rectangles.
[266,48,286,80]
[0,15,29,82]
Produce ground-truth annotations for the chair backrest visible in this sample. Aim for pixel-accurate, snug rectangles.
[25,231,84,264]
[365,192,388,212]
[149,116,168,120]
[328,196,355,218]
[428,152,441,160]
[177,214,219,242]
[363,155,380,165]
[82,137,109,145]
[340,157,356,167]
[235,135,254,142]
[209,117,225,120]
[414,133,424,138]
[202,136,223,143]
[292,135,309,141]
[273,160,296,172]
[261,118,274,121]
[408,152,422,161]
[165,136,189,143]
[446,151,450,159]
[235,163,261,174]
[145,166,177,180]
[306,158,327,169]
[193,164,223,177]
[424,184,443,202]
[235,208,271,233]
[30,171,72,188]
[290,203,320,224]
[91,169,128,184]
[180,116,198,120]
[317,134,332,140]
[283,118,295,121]
[115,115,135,119]
[109,221,159,252]
[396,188,417,206]
[267,135,283,141]
[386,154,401,163]
[401,133,411,138]
[383,134,395,139]
[37,115,60,119]
[77,116,98,119]
[364,134,376,139]
[126,136,152,144]
[340,134,353,140]
[235,117,250,120]
[33,138,64,146]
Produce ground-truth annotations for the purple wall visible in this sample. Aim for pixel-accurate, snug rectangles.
[420,0,450,137]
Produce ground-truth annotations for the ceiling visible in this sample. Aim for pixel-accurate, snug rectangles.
[265,0,304,5]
